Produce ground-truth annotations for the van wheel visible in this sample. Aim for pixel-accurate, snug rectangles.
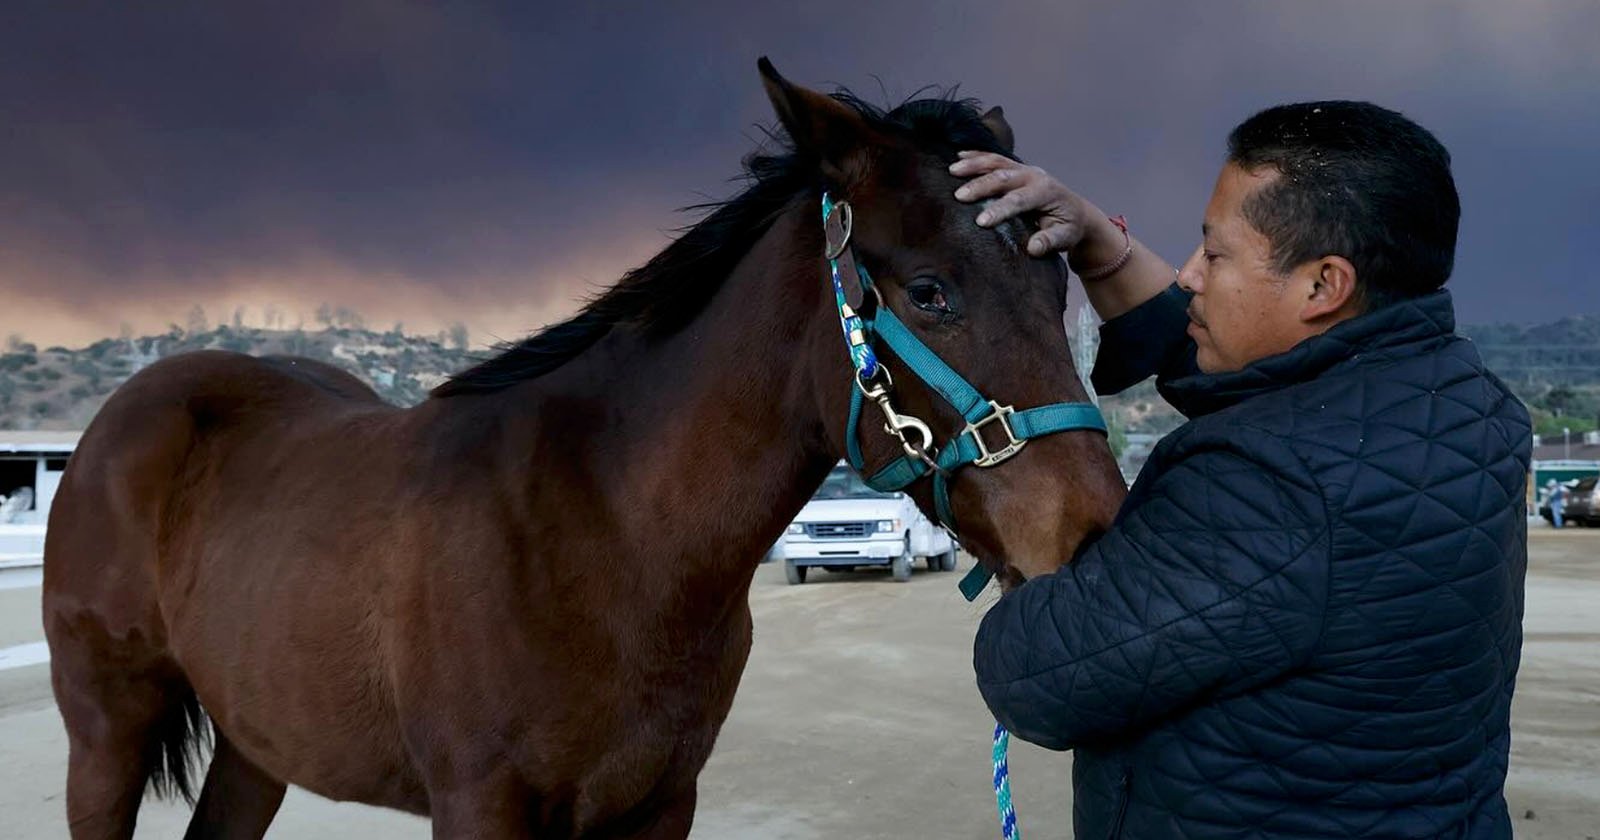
[938,548,958,572]
[785,562,807,585]
[891,552,912,582]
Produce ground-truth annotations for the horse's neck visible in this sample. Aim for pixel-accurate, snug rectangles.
[509,206,841,604]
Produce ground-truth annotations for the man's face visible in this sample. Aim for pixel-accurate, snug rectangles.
[1177,163,1316,373]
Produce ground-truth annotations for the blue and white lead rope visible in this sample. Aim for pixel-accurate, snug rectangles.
[821,193,880,382]
[993,723,1021,840]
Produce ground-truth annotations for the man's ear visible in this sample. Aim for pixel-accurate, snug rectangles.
[980,106,1015,155]
[1301,255,1359,321]
[759,57,873,187]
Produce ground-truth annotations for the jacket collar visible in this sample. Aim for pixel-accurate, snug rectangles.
[1161,289,1458,416]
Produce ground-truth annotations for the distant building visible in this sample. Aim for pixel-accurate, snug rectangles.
[0,431,79,526]
[1,431,76,576]
[1531,430,1600,464]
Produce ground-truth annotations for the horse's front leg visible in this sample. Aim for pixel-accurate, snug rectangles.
[614,785,697,840]
[428,773,534,840]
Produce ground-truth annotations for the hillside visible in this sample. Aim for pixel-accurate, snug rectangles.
[1,312,1597,437]
[1092,315,1600,441]
[0,325,474,430]
[1460,315,1600,387]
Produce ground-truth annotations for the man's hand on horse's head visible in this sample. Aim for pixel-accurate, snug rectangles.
[949,151,1134,269]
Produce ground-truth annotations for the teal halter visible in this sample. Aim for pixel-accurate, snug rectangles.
[821,192,1108,601]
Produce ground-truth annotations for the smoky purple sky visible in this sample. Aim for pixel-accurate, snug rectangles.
[3,1,1596,347]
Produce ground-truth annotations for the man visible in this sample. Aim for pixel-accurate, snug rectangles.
[1546,479,1566,528]
[953,102,1530,838]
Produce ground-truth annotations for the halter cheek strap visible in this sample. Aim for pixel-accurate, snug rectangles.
[821,193,1107,601]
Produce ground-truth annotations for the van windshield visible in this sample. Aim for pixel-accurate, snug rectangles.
[813,468,900,500]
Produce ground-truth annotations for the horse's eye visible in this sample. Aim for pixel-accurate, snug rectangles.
[907,278,952,314]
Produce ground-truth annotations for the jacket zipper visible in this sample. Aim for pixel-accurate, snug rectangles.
[1107,769,1132,840]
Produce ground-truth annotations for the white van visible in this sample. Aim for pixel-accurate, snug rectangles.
[774,462,957,584]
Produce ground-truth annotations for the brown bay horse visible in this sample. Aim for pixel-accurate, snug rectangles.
[42,59,1124,839]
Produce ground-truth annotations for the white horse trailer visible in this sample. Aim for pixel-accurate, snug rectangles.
[0,431,79,586]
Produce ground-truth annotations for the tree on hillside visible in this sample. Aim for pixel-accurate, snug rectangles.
[187,305,209,335]
[334,306,365,330]
[1542,386,1577,416]
[1105,410,1128,461]
[1532,411,1597,438]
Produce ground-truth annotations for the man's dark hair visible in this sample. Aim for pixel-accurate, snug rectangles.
[1227,101,1459,311]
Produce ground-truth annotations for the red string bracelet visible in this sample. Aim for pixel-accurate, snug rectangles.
[1074,215,1133,281]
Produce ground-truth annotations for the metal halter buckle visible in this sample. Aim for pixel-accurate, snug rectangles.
[965,401,1026,467]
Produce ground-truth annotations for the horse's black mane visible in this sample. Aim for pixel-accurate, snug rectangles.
[432,89,1009,397]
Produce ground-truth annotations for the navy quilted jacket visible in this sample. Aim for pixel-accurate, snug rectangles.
[974,286,1530,839]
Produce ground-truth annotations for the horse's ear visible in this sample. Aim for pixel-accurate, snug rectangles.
[759,57,870,183]
[981,106,1016,155]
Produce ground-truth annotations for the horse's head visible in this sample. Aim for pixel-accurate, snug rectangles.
[760,60,1126,589]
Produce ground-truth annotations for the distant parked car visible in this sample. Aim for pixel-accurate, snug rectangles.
[774,462,957,584]
[1540,476,1599,527]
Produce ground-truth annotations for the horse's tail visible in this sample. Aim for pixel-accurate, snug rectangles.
[145,678,213,803]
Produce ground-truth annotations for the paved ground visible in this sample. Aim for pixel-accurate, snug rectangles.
[1,527,1596,838]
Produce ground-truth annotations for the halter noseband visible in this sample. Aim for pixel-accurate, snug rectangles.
[821,192,1108,600]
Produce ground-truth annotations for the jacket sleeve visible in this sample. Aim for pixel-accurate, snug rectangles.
[973,432,1330,751]
[1089,283,1199,396]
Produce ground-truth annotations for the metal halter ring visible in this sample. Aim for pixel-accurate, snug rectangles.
[855,363,893,400]
[823,200,853,260]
